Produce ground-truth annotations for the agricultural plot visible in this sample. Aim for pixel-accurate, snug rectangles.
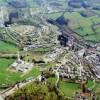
[0,58,40,84]
[64,12,100,42]
[65,12,100,41]
[0,58,21,84]
[47,11,100,42]
[47,77,81,97]
[22,67,40,80]
[60,81,80,97]
[0,40,18,53]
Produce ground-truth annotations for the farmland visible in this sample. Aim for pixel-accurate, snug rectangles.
[0,40,18,53]
[47,11,100,42]
[0,0,100,99]
[0,58,21,84]
[0,58,40,84]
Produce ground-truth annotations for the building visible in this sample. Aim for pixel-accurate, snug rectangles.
[11,51,33,73]
[86,53,100,79]
[58,35,69,47]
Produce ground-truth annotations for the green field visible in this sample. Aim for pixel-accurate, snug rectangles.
[0,58,40,84]
[47,78,80,97]
[0,58,21,84]
[22,67,40,79]
[0,40,18,53]
[60,81,80,97]
[47,11,100,42]
[64,12,100,42]
[66,12,100,42]
[59,80,100,97]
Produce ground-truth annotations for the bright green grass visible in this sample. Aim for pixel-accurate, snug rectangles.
[60,81,80,97]
[93,83,100,93]
[0,40,18,53]
[0,58,40,84]
[48,77,57,85]
[47,77,79,97]
[74,28,93,36]
[86,80,94,88]
[0,58,21,84]
[22,67,40,79]
[85,34,100,42]
[64,12,100,42]
[45,62,56,68]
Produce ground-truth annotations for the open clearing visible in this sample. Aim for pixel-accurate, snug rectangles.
[0,58,40,84]
[0,40,18,53]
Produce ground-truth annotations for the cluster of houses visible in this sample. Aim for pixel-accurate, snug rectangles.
[75,43,100,80]
[11,52,33,73]
[50,60,93,82]
[85,53,100,79]
[45,47,65,62]
[74,91,97,100]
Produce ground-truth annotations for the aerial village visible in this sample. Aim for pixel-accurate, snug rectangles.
[0,0,100,100]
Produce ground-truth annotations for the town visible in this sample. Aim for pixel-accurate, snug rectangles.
[0,0,100,100]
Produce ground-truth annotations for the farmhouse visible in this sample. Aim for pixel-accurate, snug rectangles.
[11,52,33,73]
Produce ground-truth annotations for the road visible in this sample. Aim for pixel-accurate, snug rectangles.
[0,53,17,58]
[0,76,37,99]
